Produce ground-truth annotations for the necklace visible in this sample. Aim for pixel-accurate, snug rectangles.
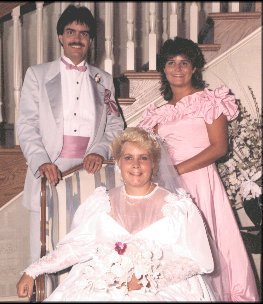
[123,183,155,206]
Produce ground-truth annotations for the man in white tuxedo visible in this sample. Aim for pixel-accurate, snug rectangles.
[16,5,124,262]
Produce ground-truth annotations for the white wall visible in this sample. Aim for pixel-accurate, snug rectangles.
[0,194,30,297]
[203,27,262,117]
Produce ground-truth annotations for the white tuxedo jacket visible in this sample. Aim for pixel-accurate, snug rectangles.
[16,58,124,211]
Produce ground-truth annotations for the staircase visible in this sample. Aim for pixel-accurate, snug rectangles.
[120,10,261,127]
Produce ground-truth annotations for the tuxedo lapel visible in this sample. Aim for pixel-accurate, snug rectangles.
[45,59,63,131]
[88,66,105,142]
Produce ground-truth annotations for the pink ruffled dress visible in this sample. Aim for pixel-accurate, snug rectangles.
[138,86,259,302]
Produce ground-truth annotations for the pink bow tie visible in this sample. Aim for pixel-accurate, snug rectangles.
[61,57,87,72]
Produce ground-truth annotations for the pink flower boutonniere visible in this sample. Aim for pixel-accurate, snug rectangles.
[94,73,101,83]
[104,89,120,117]
[114,241,127,255]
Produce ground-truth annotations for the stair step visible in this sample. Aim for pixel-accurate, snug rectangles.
[203,12,261,62]
[0,296,29,302]
[124,71,161,79]
[117,97,135,106]
[209,12,261,20]
[199,44,221,52]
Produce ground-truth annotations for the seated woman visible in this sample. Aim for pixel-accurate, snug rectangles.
[17,127,216,301]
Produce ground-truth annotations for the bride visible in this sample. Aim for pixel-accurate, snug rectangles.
[17,127,216,301]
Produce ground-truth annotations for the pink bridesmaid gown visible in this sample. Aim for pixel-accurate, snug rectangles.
[138,85,259,302]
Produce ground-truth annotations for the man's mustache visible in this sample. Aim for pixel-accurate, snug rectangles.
[68,42,85,47]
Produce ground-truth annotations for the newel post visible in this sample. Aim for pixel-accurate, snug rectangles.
[12,6,22,145]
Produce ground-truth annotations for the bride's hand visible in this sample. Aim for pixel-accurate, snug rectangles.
[127,274,143,291]
[16,273,34,299]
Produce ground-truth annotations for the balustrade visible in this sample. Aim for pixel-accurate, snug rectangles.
[148,2,157,71]
[190,2,198,42]
[169,3,178,39]
[104,2,113,74]
[126,2,135,71]
[11,6,22,144]
[0,1,260,128]
[36,2,44,64]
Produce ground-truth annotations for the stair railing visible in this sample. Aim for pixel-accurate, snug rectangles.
[0,1,260,142]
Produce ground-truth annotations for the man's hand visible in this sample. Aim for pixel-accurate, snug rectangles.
[16,273,34,299]
[39,163,62,186]
[83,153,104,174]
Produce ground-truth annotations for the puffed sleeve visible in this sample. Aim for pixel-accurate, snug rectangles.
[23,238,96,279]
[22,187,110,279]
[71,186,110,230]
[201,85,239,124]
[164,191,214,274]
[138,104,166,130]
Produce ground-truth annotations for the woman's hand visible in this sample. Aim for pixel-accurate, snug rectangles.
[152,124,159,134]
[127,274,143,291]
[16,273,34,299]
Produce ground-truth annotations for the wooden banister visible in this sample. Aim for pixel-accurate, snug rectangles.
[61,160,115,178]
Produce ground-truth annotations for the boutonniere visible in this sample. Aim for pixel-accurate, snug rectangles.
[104,89,120,117]
[94,73,101,83]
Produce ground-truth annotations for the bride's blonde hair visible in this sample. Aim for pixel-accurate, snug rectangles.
[111,127,161,175]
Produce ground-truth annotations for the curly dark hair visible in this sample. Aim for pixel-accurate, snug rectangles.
[57,5,96,39]
[159,37,208,101]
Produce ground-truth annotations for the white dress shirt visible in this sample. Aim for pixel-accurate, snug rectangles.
[60,56,95,142]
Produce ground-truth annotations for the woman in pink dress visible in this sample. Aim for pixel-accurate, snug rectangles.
[138,36,259,302]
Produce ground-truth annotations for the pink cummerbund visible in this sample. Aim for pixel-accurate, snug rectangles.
[59,135,90,158]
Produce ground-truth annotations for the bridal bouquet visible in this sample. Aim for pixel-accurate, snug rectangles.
[92,239,163,293]
[63,238,200,300]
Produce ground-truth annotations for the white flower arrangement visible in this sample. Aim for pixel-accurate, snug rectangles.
[216,87,262,208]
[83,239,163,294]
[61,238,200,300]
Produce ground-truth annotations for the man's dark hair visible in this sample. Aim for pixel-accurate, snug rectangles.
[159,36,208,101]
[56,5,96,39]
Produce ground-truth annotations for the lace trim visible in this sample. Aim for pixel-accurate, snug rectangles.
[23,245,77,279]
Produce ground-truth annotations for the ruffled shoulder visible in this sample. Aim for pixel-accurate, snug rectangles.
[138,85,239,129]
[162,188,194,218]
[70,186,111,230]
[137,103,170,130]
[195,85,239,124]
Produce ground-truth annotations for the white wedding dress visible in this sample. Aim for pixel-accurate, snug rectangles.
[24,186,216,301]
